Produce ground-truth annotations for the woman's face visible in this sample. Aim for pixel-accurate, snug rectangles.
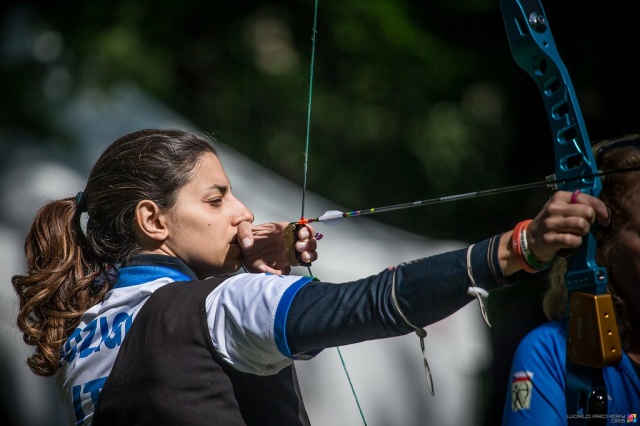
[161,152,254,278]
[608,180,640,324]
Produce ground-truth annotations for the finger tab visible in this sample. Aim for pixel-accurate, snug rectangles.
[283,223,311,267]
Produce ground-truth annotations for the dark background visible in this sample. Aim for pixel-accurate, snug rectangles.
[1,1,638,425]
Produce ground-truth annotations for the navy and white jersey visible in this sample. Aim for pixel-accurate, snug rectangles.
[56,255,314,426]
[503,320,640,425]
[54,234,513,425]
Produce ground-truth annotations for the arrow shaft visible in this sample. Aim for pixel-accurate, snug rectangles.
[296,165,640,225]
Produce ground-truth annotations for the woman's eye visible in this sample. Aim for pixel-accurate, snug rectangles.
[207,198,222,205]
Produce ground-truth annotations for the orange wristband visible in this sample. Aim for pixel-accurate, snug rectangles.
[511,219,550,273]
[511,220,537,273]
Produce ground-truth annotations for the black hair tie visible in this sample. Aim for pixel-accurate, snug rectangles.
[75,191,88,213]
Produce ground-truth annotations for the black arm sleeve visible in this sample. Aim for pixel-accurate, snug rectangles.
[286,234,515,354]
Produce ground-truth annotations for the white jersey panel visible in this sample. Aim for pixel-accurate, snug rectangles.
[206,273,309,375]
[55,276,178,426]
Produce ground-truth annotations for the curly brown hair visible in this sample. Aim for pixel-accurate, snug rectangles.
[12,129,218,376]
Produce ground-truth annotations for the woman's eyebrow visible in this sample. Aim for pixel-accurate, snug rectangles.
[208,184,228,194]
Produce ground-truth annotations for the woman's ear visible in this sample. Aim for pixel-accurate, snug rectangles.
[134,199,168,244]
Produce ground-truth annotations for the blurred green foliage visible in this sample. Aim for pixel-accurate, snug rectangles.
[1,0,638,241]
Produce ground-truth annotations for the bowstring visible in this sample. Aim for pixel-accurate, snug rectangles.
[301,1,367,424]
[301,0,317,222]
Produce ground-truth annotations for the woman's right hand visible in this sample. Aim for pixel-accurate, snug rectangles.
[237,221,318,274]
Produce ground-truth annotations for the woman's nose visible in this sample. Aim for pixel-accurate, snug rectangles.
[233,200,254,224]
[243,208,255,223]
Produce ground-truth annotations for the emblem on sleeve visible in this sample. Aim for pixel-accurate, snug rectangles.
[511,371,534,411]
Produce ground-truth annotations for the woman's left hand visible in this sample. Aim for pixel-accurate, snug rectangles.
[237,221,318,274]
[526,190,610,262]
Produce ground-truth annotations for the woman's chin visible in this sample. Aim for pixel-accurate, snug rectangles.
[222,254,243,274]
[196,260,241,279]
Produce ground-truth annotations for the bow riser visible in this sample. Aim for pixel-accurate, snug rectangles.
[499,0,607,297]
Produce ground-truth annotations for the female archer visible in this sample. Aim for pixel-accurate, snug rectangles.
[12,128,608,425]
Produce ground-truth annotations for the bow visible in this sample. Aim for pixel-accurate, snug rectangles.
[498,0,621,422]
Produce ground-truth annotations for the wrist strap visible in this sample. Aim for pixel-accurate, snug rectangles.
[511,220,551,273]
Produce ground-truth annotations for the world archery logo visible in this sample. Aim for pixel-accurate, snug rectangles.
[510,371,534,411]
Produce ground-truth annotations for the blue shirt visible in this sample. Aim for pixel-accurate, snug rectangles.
[503,320,640,425]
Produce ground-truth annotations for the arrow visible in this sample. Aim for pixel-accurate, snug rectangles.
[295,165,640,225]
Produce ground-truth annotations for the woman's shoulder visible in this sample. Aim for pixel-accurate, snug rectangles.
[516,320,567,356]
[526,319,566,337]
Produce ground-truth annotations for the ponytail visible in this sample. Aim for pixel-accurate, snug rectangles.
[12,129,219,376]
[12,197,110,376]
